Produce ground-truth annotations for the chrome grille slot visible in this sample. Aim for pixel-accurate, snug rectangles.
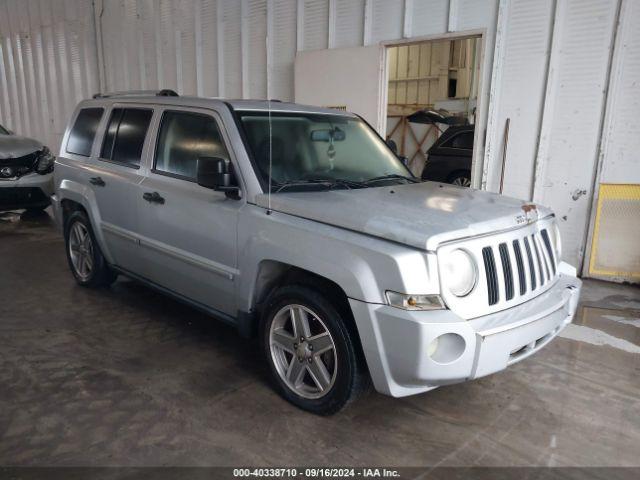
[498,243,514,301]
[523,237,536,290]
[512,239,526,296]
[541,229,556,276]
[531,234,545,286]
[482,246,499,306]
[437,217,560,319]
[536,232,552,281]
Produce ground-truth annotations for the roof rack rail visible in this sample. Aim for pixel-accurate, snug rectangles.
[92,89,179,99]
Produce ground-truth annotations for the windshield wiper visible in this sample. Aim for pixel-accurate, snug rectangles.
[322,178,368,189]
[363,174,419,185]
[274,179,334,193]
[274,178,367,192]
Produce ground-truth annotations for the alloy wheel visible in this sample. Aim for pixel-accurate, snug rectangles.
[68,221,94,281]
[452,176,471,187]
[269,304,337,399]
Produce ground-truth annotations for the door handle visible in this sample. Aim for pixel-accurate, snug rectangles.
[89,176,105,187]
[143,191,165,204]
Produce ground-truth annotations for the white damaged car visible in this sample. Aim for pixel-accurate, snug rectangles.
[0,123,55,212]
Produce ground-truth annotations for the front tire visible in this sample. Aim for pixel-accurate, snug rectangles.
[261,285,366,415]
[64,210,117,288]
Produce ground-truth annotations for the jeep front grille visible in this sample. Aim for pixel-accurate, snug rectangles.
[437,217,559,320]
[482,229,557,307]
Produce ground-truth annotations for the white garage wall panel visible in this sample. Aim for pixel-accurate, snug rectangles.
[176,0,198,95]
[298,0,328,51]
[135,0,159,91]
[242,0,268,99]
[407,0,449,37]
[483,0,555,197]
[197,0,220,96]
[218,0,242,97]
[598,0,640,185]
[452,0,499,31]
[365,0,405,45]
[533,0,619,268]
[268,0,297,101]
[585,0,640,282]
[0,0,98,154]
[331,0,365,48]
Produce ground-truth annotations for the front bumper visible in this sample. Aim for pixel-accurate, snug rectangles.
[350,264,581,397]
[0,172,54,211]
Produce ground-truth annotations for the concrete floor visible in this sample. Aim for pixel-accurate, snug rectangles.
[0,209,639,467]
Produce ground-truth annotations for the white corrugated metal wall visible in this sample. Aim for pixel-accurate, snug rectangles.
[0,0,498,154]
[0,0,98,153]
[583,0,640,282]
[484,0,631,271]
[596,0,640,187]
[0,0,637,279]
[533,0,619,273]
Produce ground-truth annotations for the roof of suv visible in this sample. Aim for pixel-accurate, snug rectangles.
[81,93,356,117]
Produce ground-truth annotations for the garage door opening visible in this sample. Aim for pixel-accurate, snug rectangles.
[385,36,482,186]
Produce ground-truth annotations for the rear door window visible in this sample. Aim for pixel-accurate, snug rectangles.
[100,108,153,168]
[66,108,104,156]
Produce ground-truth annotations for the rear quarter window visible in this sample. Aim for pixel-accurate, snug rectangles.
[66,108,104,156]
[441,131,474,150]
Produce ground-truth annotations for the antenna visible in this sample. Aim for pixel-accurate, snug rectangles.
[268,97,273,214]
[266,34,273,214]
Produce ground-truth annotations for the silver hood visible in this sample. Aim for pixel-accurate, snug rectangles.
[0,134,43,159]
[256,182,552,251]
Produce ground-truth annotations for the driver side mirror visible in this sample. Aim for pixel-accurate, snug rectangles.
[197,156,240,197]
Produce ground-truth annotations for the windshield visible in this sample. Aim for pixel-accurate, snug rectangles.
[237,111,412,191]
[0,124,9,135]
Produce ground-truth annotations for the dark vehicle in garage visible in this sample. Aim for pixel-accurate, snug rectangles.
[421,125,474,187]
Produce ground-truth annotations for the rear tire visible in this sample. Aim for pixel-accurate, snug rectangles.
[261,285,366,415]
[64,210,117,288]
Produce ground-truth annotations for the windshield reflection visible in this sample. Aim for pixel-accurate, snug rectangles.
[238,112,413,191]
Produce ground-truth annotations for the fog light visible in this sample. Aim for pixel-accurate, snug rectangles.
[427,333,466,364]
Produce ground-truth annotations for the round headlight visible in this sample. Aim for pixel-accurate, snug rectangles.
[442,249,477,297]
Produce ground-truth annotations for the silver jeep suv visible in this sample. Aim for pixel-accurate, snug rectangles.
[52,91,581,414]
